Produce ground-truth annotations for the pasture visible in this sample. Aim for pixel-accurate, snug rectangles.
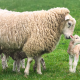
[0,0,80,80]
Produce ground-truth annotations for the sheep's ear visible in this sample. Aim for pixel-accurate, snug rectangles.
[65,15,69,20]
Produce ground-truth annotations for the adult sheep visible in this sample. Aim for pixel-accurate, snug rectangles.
[0,7,76,75]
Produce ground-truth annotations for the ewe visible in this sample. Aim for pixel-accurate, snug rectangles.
[0,7,76,75]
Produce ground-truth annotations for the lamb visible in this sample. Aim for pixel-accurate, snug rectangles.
[1,51,46,72]
[1,54,27,71]
[0,51,26,72]
[67,35,80,73]
[0,7,76,75]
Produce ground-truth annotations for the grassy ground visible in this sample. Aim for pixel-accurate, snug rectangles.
[0,0,80,80]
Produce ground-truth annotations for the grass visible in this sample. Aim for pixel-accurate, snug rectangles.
[0,0,80,80]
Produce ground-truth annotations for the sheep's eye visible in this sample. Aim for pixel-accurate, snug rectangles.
[68,22,71,28]
[76,37,78,39]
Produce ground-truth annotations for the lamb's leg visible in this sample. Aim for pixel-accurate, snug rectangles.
[13,61,17,72]
[1,54,3,59]
[40,57,46,70]
[16,59,21,72]
[24,57,33,75]
[33,57,37,71]
[69,55,73,72]
[5,56,8,68]
[73,54,79,73]
[5,59,8,68]
[33,57,46,71]
[21,59,25,69]
[36,56,42,74]
[1,54,7,69]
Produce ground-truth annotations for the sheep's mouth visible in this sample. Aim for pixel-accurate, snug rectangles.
[65,36,70,39]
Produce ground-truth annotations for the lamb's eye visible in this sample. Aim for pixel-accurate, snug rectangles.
[76,37,78,39]
[68,22,71,28]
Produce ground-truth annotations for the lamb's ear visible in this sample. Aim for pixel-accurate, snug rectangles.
[70,35,73,39]
[65,15,69,21]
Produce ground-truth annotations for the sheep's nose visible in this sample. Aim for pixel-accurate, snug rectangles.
[66,36,70,39]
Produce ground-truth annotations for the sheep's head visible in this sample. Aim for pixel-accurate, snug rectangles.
[70,35,80,45]
[62,14,76,39]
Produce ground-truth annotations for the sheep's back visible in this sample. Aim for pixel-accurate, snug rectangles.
[0,10,48,49]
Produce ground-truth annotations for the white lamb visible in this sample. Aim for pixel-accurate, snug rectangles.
[67,35,80,73]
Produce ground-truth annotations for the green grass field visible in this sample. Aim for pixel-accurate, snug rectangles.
[0,0,80,80]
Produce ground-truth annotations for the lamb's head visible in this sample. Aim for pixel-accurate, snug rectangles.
[70,35,80,45]
[62,14,76,39]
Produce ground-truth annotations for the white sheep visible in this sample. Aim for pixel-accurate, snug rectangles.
[0,7,76,75]
[67,35,80,73]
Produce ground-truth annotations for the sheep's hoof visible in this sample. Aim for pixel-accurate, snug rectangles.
[6,65,8,68]
[24,74,28,78]
[24,71,29,75]
[12,70,16,72]
[33,69,36,72]
[17,71,22,74]
[17,70,20,73]
[33,64,37,71]
[43,67,46,70]
[69,69,73,72]
[33,67,36,72]
[22,67,25,69]
[2,68,7,72]
[3,67,6,70]
[69,69,76,73]
[72,69,76,73]
[37,72,42,75]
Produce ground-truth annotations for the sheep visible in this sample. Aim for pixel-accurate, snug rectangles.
[0,51,26,72]
[1,51,46,72]
[1,53,25,72]
[0,7,76,75]
[67,35,80,73]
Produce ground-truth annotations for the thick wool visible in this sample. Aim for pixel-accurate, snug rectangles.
[0,8,70,57]
[2,50,27,60]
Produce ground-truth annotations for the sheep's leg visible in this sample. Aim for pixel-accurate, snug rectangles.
[73,54,79,73]
[16,60,21,72]
[1,54,7,69]
[69,55,73,72]
[5,56,8,68]
[24,57,33,75]
[1,54,3,59]
[36,56,42,74]
[1,54,4,69]
[13,61,17,72]
[5,60,8,68]
[33,57,37,71]
[40,57,46,70]
[33,57,46,71]
[21,59,25,69]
